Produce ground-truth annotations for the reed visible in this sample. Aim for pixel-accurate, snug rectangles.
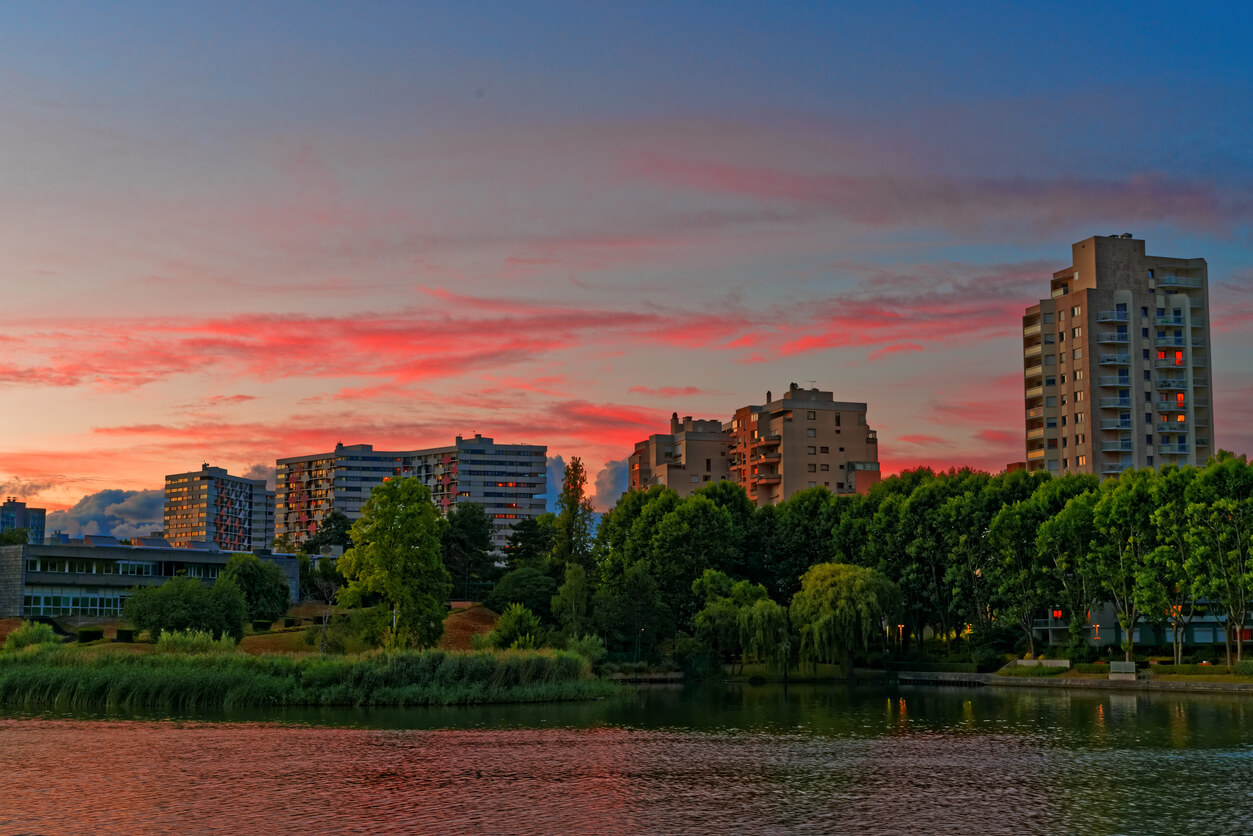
[0,646,616,709]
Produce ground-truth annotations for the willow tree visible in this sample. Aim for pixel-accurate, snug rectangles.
[739,597,791,677]
[791,562,899,676]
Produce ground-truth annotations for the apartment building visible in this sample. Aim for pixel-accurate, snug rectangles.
[275,435,547,552]
[163,464,275,551]
[0,499,46,545]
[628,384,880,507]
[1023,235,1212,476]
[628,414,731,497]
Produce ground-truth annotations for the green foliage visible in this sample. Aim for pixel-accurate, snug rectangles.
[2,621,59,652]
[792,562,899,675]
[1234,661,1253,677]
[0,527,30,546]
[302,509,354,554]
[221,553,291,623]
[503,514,556,572]
[996,664,1065,677]
[552,457,596,573]
[485,603,544,650]
[442,502,497,600]
[594,560,673,655]
[76,628,104,643]
[487,567,557,621]
[551,562,590,637]
[338,477,452,648]
[0,646,608,708]
[1152,663,1234,676]
[123,575,247,641]
[155,629,237,654]
[565,633,607,665]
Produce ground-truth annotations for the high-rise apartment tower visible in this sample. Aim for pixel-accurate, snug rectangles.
[163,464,276,551]
[1023,235,1212,476]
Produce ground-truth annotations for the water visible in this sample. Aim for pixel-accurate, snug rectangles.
[2,684,1252,834]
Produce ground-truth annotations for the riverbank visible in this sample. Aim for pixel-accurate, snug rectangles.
[894,669,1253,694]
[0,646,618,709]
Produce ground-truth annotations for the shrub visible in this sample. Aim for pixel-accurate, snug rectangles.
[252,620,273,633]
[485,603,544,650]
[565,633,607,666]
[1152,663,1234,676]
[124,576,248,641]
[77,628,105,643]
[1235,661,1253,677]
[486,568,557,621]
[1074,662,1109,675]
[155,629,238,655]
[2,621,59,652]
[997,664,1065,677]
[115,629,135,643]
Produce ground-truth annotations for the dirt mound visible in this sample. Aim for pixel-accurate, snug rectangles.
[0,618,23,646]
[439,605,498,651]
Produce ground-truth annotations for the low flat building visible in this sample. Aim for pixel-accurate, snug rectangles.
[0,540,299,619]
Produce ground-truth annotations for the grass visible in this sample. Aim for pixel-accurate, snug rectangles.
[0,645,618,709]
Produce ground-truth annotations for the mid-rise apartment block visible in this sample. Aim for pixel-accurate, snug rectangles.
[163,464,275,551]
[276,435,547,552]
[1023,234,1212,476]
[629,414,732,497]
[0,499,46,545]
[628,384,881,507]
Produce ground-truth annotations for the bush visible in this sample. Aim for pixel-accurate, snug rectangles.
[997,664,1065,677]
[970,645,1007,673]
[221,553,292,623]
[252,620,273,633]
[77,628,105,643]
[115,629,135,643]
[485,604,544,650]
[123,576,247,641]
[565,633,607,666]
[2,621,59,652]
[155,629,238,655]
[486,568,557,621]
[1073,662,1109,675]
[1235,661,1253,677]
[1152,663,1234,676]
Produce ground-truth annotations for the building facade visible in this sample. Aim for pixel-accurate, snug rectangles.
[275,435,547,552]
[0,499,46,545]
[1023,235,1212,476]
[0,540,299,619]
[628,384,881,507]
[163,464,275,551]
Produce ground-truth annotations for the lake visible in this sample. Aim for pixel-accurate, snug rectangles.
[1,683,1251,834]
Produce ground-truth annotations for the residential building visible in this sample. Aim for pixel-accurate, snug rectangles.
[628,383,881,507]
[275,435,547,552]
[0,539,299,619]
[629,414,731,497]
[0,499,46,545]
[163,464,275,551]
[726,384,880,506]
[1023,235,1212,476]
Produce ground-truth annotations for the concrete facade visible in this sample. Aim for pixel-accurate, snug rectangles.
[628,384,881,507]
[1023,235,1213,476]
[0,499,46,546]
[276,435,547,552]
[163,464,275,551]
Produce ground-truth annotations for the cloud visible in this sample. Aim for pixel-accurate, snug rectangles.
[45,489,164,540]
[628,385,713,398]
[0,477,58,498]
[593,458,630,511]
[896,434,952,447]
[241,463,276,491]
[869,343,924,360]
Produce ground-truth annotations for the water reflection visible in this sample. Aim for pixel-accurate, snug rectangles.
[2,685,1252,834]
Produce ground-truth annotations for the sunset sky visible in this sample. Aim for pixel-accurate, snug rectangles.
[2,2,1251,536]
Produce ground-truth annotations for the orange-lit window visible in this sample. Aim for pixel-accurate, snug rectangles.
[1175,415,1186,423]
[1176,392,1184,404]
[1052,609,1063,620]
[1158,350,1167,360]
[1175,351,1184,366]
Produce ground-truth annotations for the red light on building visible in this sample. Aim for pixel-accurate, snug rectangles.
[1052,609,1063,620]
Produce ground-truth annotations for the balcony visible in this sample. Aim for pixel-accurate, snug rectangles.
[1155,400,1187,412]
[1023,323,1041,338]
[1097,310,1129,322]
[1024,342,1042,358]
[1101,440,1135,453]
[1155,336,1186,348]
[1190,297,1204,308]
[1098,375,1130,387]
[1157,275,1203,289]
[1155,378,1187,390]
[1156,423,1186,433]
[1191,338,1207,348]
[1025,406,1044,419]
[1159,444,1189,455]
[1099,398,1133,409]
[756,452,781,462]
[1025,386,1043,399]
[1196,438,1210,448]
[1027,427,1044,440]
[754,473,781,484]
[1102,463,1130,475]
[1024,365,1042,379]
[1193,358,1208,367]
[1101,420,1133,430]
[756,434,781,446]
[1098,332,1130,344]
[1027,449,1045,461]
[1154,358,1187,369]
[1155,316,1186,327]
[1099,354,1130,365]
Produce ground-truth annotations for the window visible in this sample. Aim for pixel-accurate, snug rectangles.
[820,464,829,471]
[1072,306,1082,317]
[1146,435,1153,446]
[839,447,845,452]
[820,446,829,453]
[1076,412,1085,423]
[1076,455,1086,466]
[690,475,700,483]
[808,482,816,488]
[1059,373,1066,384]
[1062,458,1068,469]
[1074,370,1083,381]
[1142,328,1149,338]
[1043,312,1054,323]
[1144,370,1150,380]
[1044,334,1056,344]
[1060,394,1067,406]
[1073,348,1082,360]
[1047,439,1058,449]
[806,428,816,437]
[1045,376,1056,386]
[705,458,711,472]
[807,446,816,455]
[1146,413,1152,424]
[1075,391,1084,402]
[808,464,817,472]
[1072,327,1082,338]
[1061,437,1067,448]
[806,410,816,420]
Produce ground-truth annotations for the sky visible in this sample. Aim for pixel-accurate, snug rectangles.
[2,1,1251,536]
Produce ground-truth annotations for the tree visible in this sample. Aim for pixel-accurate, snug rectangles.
[739,597,791,676]
[646,495,737,628]
[303,510,353,555]
[594,561,673,656]
[1090,468,1159,661]
[123,575,247,641]
[441,502,496,600]
[503,514,556,572]
[304,557,343,654]
[486,566,557,620]
[766,487,839,601]
[338,477,451,648]
[1036,490,1100,660]
[791,563,899,676]
[0,528,30,546]
[1186,452,1253,663]
[485,603,544,650]
[552,457,595,573]
[220,553,291,623]
[271,533,297,553]
[551,562,591,638]
[1148,464,1200,664]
